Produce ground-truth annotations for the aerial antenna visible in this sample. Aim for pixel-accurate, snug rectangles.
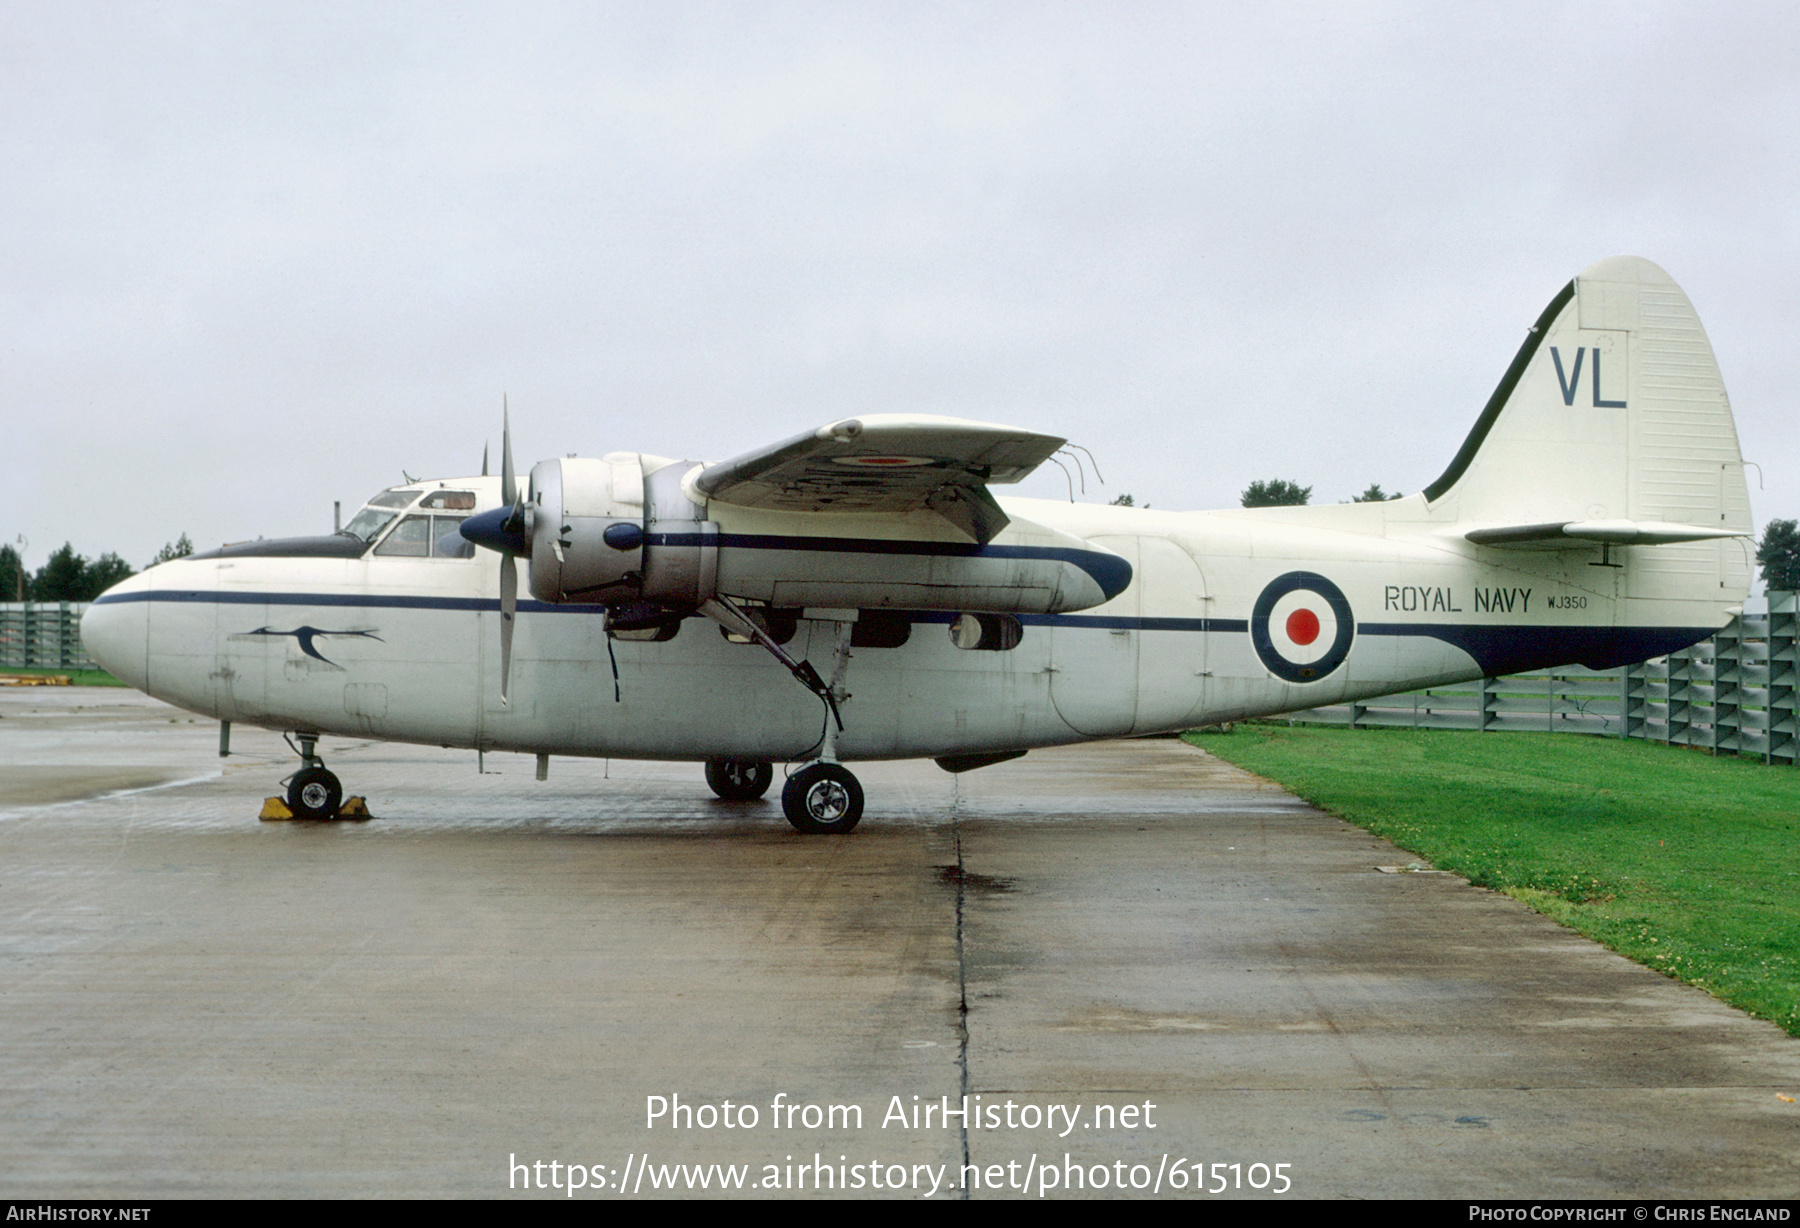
[1063,442,1105,485]
[1054,448,1089,494]
[482,443,490,477]
[1045,455,1077,501]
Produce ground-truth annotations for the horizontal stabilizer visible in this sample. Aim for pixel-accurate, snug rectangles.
[1465,519,1747,549]
[693,415,1066,544]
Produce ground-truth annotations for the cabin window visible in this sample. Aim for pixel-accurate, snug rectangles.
[949,613,1023,651]
[851,610,912,648]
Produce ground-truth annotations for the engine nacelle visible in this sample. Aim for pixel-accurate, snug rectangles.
[527,454,647,604]
[515,453,1131,619]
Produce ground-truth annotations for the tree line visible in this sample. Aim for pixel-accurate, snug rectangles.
[0,535,192,603]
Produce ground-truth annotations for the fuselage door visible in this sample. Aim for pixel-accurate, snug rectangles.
[1132,536,1209,733]
[1048,535,1139,737]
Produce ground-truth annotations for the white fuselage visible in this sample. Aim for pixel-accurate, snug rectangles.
[81,479,1743,765]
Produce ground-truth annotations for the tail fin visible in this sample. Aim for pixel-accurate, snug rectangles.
[1425,257,1753,607]
[1426,256,1752,538]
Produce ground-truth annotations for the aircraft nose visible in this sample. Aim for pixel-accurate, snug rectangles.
[81,576,151,691]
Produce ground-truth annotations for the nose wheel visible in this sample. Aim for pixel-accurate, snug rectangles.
[781,762,863,834]
[279,731,348,821]
[287,765,344,821]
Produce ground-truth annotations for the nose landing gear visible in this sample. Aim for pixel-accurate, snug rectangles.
[271,732,368,821]
[288,764,343,820]
[281,733,343,820]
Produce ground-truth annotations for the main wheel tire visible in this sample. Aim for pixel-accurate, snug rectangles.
[781,763,863,834]
[287,766,343,821]
[705,759,773,801]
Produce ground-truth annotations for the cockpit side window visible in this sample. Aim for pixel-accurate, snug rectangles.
[374,514,474,559]
[374,515,432,557]
[434,515,474,558]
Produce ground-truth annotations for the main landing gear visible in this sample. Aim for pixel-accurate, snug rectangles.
[775,611,864,834]
[702,757,863,833]
[705,758,773,801]
[781,762,863,834]
[695,599,867,835]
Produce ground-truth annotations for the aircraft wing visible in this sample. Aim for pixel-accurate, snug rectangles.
[691,414,1067,544]
[1465,520,1746,549]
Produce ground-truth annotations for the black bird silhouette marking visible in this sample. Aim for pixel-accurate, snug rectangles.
[242,626,383,667]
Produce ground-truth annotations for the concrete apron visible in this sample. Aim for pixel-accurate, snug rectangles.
[2,689,1797,1198]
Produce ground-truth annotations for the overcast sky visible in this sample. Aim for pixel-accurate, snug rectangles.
[5,1,1796,585]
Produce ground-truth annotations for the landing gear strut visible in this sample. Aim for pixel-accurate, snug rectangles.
[283,733,343,820]
[780,615,863,834]
[699,599,867,835]
[705,759,773,801]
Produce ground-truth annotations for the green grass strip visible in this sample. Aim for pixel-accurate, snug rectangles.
[1190,725,1800,1036]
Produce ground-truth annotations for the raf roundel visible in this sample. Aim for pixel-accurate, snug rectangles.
[1251,571,1355,683]
[827,455,940,468]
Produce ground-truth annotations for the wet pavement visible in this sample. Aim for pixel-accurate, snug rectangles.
[3,688,1798,1199]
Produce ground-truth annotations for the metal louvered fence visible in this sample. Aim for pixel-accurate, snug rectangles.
[0,603,99,671]
[1281,593,1799,765]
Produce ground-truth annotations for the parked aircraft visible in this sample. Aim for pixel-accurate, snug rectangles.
[82,257,1753,832]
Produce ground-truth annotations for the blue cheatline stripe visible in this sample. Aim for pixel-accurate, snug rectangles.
[650,531,1133,600]
[89,588,1240,631]
[1359,621,1718,674]
[92,588,1235,632]
[94,589,502,612]
[1026,614,1249,633]
[905,609,1249,632]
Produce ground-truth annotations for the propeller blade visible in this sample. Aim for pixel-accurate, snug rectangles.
[500,552,516,704]
[500,397,516,512]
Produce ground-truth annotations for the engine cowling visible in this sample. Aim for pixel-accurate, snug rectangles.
[526,454,647,603]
